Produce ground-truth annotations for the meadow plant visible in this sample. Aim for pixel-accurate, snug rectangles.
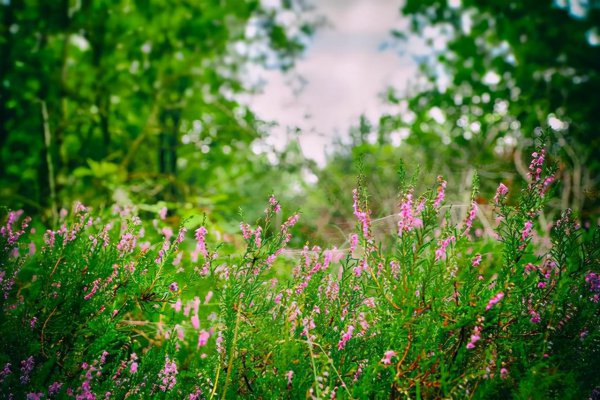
[0,147,598,398]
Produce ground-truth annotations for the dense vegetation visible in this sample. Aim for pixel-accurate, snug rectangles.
[1,0,599,398]
[1,147,599,398]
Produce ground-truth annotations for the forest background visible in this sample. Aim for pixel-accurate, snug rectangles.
[1,0,599,243]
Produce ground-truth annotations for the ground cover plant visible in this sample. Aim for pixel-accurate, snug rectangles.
[1,146,599,399]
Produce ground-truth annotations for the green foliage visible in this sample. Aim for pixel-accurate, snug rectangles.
[0,0,315,222]
[1,146,598,398]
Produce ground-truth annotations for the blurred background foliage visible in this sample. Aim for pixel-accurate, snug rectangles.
[1,0,599,244]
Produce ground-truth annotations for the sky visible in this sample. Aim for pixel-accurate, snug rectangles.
[249,0,419,166]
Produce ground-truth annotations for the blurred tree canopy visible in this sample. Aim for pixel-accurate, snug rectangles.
[299,0,600,245]
[372,0,599,215]
[0,0,316,224]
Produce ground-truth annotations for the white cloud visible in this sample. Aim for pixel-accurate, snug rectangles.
[247,0,418,165]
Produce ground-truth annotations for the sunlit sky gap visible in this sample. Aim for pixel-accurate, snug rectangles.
[249,0,419,166]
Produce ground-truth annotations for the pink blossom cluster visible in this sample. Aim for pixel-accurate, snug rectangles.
[337,325,354,350]
[463,201,478,234]
[1,210,30,246]
[433,176,447,209]
[466,325,481,349]
[381,350,396,365]
[397,191,423,237]
[194,226,208,259]
[268,195,282,214]
[493,183,509,205]
[116,232,137,255]
[158,356,178,392]
[435,236,456,262]
[472,254,482,268]
[352,189,371,238]
[485,292,504,311]
[528,149,545,183]
[520,220,534,247]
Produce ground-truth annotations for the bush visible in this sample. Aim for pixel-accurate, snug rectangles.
[1,146,598,399]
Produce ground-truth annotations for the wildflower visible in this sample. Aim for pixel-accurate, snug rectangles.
[20,356,34,384]
[130,362,138,374]
[194,226,208,258]
[464,201,478,234]
[0,363,11,383]
[500,367,508,379]
[337,325,354,350]
[472,254,482,268]
[493,183,509,205]
[397,191,423,237]
[466,325,481,349]
[240,223,253,240]
[540,175,555,197]
[269,195,282,213]
[381,350,396,365]
[117,232,137,254]
[204,291,213,304]
[169,282,178,292]
[485,292,504,311]
[286,370,294,387]
[83,279,101,300]
[254,226,262,248]
[197,330,210,348]
[158,356,178,392]
[433,176,447,209]
[30,317,37,329]
[159,207,168,220]
[352,189,371,238]
[521,220,533,242]
[191,315,200,330]
[435,236,456,262]
[528,149,545,182]
[530,310,541,323]
[353,259,367,277]
[349,233,359,254]
[48,381,63,395]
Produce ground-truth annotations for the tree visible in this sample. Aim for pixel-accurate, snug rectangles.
[0,0,316,223]
[376,0,600,215]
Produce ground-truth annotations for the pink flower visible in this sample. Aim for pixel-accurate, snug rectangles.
[337,325,354,350]
[191,315,200,330]
[254,226,262,248]
[194,227,208,258]
[463,201,478,234]
[521,221,533,243]
[435,236,456,262]
[130,362,138,374]
[240,223,253,240]
[159,207,168,220]
[352,189,371,238]
[472,254,482,268]
[286,370,294,386]
[197,330,210,348]
[494,183,509,205]
[269,195,282,214]
[530,310,541,323]
[349,234,359,254]
[485,292,504,311]
[433,176,447,209]
[381,350,396,365]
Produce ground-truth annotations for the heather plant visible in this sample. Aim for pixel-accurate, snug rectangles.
[0,147,598,399]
